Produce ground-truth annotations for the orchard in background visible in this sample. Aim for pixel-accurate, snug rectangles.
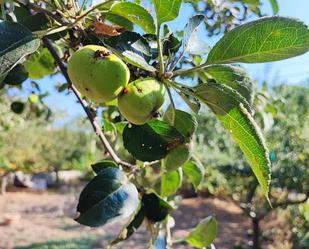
[1,0,309,248]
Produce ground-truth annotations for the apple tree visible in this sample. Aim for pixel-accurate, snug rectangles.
[1,0,309,248]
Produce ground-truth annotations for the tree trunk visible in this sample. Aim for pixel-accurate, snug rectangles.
[1,173,9,195]
[252,218,260,249]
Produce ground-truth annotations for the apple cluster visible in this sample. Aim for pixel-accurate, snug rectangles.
[68,45,166,124]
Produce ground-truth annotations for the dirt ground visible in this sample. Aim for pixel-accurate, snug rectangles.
[0,187,253,249]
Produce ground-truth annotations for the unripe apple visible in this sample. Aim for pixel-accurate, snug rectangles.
[118,78,166,125]
[67,45,130,103]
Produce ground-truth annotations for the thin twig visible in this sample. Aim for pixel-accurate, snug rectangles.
[43,37,136,172]
[157,24,165,77]
[13,0,67,25]
[172,62,210,78]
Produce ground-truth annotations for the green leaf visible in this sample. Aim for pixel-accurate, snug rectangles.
[13,6,49,32]
[105,13,134,31]
[182,14,210,55]
[24,48,55,79]
[3,64,28,86]
[201,64,255,105]
[103,118,117,134]
[111,205,145,245]
[153,0,182,25]
[104,31,155,72]
[163,106,198,139]
[111,2,155,34]
[0,20,40,77]
[207,17,309,64]
[194,82,271,196]
[185,216,218,248]
[268,0,279,15]
[161,168,183,197]
[123,120,184,162]
[142,192,173,222]
[179,92,201,114]
[182,160,205,190]
[165,144,191,171]
[91,160,118,174]
[75,167,139,227]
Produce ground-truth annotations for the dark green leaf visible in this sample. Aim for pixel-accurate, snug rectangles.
[24,48,55,79]
[0,20,40,77]
[111,205,145,245]
[153,0,182,25]
[182,160,205,190]
[194,82,271,195]
[3,64,28,86]
[161,168,183,197]
[110,2,155,34]
[11,101,25,114]
[163,106,198,138]
[142,192,172,222]
[13,6,49,32]
[185,216,218,248]
[201,64,255,105]
[76,167,139,227]
[123,120,184,162]
[104,31,155,72]
[207,17,309,64]
[91,160,118,174]
[105,13,134,31]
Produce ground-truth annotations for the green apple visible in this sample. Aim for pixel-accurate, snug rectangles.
[67,45,130,103]
[118,78,166,125]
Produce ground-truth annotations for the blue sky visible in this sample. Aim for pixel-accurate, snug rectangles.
[11,0,309,120]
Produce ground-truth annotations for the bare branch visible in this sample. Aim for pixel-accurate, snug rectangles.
[43,37,137,172]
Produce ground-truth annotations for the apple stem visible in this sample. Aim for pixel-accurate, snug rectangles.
[43,37,137,173]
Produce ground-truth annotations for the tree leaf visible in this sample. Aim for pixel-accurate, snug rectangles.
[105,13,134,31]
[142,192,173,222]
[0,20,40,77]
[185,216,218,248]
[153,0,182,25]
[111,2,155,34]
[161,168,183,197]
[207,17,309,64]
[123,120,184,162]
[182,160,205,190]
[163,106,198,139]
[194,82,271,196]
[179,92,201,114]
[104,31,156,72]
[24,48,55,79]
[75,167,139,227]
[91,160,118,174]
[165,144,192,171]
[13,5,49,32]
[182,14,210,55]
[111,205,145,245]
[201,64,255,105]
[268,0,279,15]
[3,64,28,86]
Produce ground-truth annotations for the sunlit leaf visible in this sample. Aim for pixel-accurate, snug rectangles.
[194,82,271,196]
[207,17,309,64]
[111,2,155,34]
[153,0,182,25]
[185,216,218,248]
